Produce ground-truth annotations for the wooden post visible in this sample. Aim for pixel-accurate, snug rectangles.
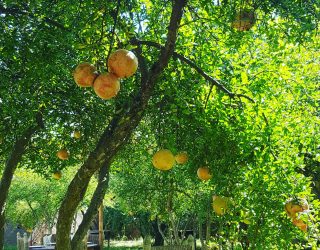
[17,232,21,250]
[98,203,104,249]
[23,233,28,250]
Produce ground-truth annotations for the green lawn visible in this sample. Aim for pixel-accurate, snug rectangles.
[105,248,141,250]
[4,246,16,250]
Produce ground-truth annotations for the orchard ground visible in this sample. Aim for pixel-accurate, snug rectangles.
[4,238,206,249]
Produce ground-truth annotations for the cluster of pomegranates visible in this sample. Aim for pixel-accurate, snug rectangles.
[73,49,138,99]
[152,149,229,216]
[152,149,188,170]
[53,50,138,179]
[151,149,212,181]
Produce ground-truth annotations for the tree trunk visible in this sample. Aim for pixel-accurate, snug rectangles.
[0,215,4,250]
[77,234,88,250]
[55,1,187,249]
[71,161,109,249]
[0,111,44,250]
[152,219,165,246]
[206,193,213,248]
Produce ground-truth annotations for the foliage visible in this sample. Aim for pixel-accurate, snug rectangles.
[5,168,97,231]
[0,0,319,249]
[108,16,319,248]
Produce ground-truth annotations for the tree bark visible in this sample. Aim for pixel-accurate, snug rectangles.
[71,161,110,250]
[0,111,44,250]
[55,1,188,249]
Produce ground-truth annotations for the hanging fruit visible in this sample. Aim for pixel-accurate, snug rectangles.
[197,167,212,181]
[175,151,188,164]
[52,171,62,180]
[108,49,138,78]
[73,131,81,139]
[93,73,120,99]
[73,62,98,87]
[284,197,308,219]
[57,148,69,160]
[212,195,228,216]
[152,149,175,171]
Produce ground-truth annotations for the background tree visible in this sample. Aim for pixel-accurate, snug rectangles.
[5,167,97,236]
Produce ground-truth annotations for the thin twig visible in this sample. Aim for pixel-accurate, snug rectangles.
[131,39,255,103]
[0,4,68,31]
[106,0,121,68]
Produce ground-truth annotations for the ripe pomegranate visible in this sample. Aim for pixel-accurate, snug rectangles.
[93,73,120,99]
[152,149,175,171]
[292,218,307,232]
[285,198,308,218]
[175,152,188,164]
[197,167,212,181]
[57,148,69,160]
[108,49,138,78]
[73,62,97,87]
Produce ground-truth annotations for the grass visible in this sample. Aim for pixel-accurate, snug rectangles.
[4,245,140,250]
[4,246,16,250]
[104,239,143,249]
[104,248,141,250]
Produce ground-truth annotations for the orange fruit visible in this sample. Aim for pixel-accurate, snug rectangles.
[292,218,307,232]
[57,149,69,160]
[232,10,256,31]
[108,49,138,78]
[52,171,62,180]
[152,149,175,171]
[285,198,308,218]
[73,131,81,139]
[93,73,120,99]
[73,62,97,87]
[197,167,212,181]
[175,152,188,164]
[212,196,228,215]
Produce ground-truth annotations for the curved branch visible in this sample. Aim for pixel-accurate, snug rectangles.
[71,159,110,250]
[106,0,121,67]
[130,39,255,103]
[0,4,68,31]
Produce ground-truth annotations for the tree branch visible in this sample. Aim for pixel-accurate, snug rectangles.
[130,39,255,103]
[106,0,121,68]
[71,159,110,250]
[134,45,148,83]
[0,4,69,31]
[55,1,188,249]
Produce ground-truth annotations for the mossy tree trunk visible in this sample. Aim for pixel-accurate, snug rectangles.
[0,112,44,250]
